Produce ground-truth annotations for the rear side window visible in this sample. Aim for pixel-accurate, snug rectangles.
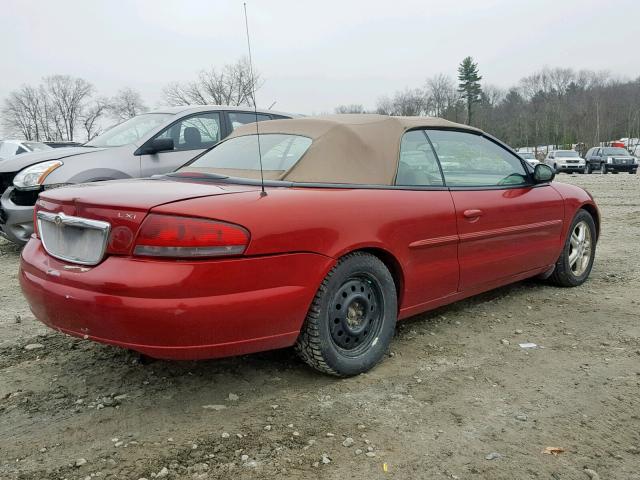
[180,134,312,178]
[396,130,443,186]
[426,130,528,187]
[229,112,271,130]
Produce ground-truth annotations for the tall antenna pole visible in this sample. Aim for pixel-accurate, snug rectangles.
[243,2,266,197]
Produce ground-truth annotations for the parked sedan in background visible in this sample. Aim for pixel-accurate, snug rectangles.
[20,114,599,377]
[0,140,52,159]
[584,146,638,174]
[544,150,586,174]
[0,106,293,244]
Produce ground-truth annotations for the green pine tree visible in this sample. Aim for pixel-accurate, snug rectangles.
[457,56,483,125]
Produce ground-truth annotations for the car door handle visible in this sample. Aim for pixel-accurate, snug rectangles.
[463,209,484,219]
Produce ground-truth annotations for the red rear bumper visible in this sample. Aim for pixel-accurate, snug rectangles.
[19,239,333,360]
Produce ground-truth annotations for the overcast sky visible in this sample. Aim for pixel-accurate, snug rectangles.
[2,0,639,115]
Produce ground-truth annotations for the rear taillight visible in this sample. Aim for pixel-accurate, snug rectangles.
[133,214,249,258]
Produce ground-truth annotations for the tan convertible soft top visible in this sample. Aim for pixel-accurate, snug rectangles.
[224,114,482,185]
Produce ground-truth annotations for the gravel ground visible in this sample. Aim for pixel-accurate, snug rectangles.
[1,173,639,480]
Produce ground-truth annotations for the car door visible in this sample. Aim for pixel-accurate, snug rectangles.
[585,148,594,167]
[425,129,564,291]
[593,148,603,165]
[393,130,459,310]
[139,112,224,176]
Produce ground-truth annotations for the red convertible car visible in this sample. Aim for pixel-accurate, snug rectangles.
[20,115,599,376]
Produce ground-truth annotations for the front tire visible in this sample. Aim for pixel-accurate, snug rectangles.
[586,164,593,174]
[295,252,397,376]
[548,210,596,287]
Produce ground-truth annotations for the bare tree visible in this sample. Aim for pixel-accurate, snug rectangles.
[1,77,151,142]
[108,87,147,121]
[334,104,366,114]
[44,75,94,141]
[375,95,394,115]
[2,86,40,139]
[481,84,505,107]
[81,98,109,140]
[375,88,426,116]
[425,74,456,117]
[163,58,261,107]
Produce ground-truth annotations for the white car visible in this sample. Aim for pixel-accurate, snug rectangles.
[0,140,52,160]
[518,152,539,166]
[544,150,586,174]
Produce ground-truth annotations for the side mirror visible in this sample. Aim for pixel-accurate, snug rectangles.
[533,163,555,183]
[135,138,174,155]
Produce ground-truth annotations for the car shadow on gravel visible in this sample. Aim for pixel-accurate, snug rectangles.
[396,278,548,331]
[4,277,548,384]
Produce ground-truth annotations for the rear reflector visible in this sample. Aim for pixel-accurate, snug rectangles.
[133,214,249,258]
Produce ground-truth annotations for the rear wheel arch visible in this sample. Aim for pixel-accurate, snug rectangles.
[347,247,404,310]
[295,250,399,376]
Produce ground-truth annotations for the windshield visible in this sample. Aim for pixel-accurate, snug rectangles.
[23,142,52,152]
[603,147,629,155]
[556,150,579,158]
[519,152,534,159]
[179,134,313,180]
[85,113,173,148]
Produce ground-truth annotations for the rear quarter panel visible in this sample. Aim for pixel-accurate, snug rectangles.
[152,186,461,312]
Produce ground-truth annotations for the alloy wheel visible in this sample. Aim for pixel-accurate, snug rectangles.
[568,221,592,276]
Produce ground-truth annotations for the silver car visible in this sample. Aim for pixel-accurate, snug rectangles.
[0,105,293,244]
[544,150,586,174]
[0,140,52,159]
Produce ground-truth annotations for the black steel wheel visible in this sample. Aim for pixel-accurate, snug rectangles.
[328,275,383,355]
[295,252,397,376]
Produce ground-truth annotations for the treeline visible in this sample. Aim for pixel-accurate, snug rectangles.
[1,58,259,143]
[5,60,639,150]
[337,66,640,150]
[2,76,147,142]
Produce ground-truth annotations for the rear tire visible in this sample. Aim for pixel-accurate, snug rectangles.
[295,252,397,377]
[548,210,596,287]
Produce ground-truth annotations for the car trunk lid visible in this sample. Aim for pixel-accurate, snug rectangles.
[35,177,258,263]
